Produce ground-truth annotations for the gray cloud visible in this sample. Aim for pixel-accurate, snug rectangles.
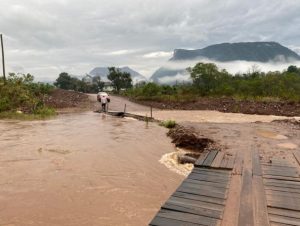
[0,0,300,81]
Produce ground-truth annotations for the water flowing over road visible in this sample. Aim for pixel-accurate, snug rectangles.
[0,112,183,226]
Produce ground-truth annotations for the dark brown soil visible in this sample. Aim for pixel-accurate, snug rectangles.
[272,118,300,129]
[167,125,214,152]
[44,89,91,109]
[131,97,300,116]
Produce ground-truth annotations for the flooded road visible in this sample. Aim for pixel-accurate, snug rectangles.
[0,112,183,226]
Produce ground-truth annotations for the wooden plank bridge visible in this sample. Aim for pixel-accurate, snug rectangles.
[149,150,300,226]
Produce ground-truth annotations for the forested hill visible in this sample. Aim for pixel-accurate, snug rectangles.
[170,42,300,62]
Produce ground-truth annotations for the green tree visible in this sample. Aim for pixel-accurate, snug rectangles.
[107,67,132,93]
[54,72,75,90]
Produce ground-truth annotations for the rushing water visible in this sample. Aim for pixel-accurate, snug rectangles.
[0,112,183,226]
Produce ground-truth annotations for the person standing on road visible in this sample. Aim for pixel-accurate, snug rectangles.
[100,94,108,112]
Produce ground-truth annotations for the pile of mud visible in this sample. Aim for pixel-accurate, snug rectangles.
[167,126,214,152]
[44,89,91,109]
[132,97,300,117]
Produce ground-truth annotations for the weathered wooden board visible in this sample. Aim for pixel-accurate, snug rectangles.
[267,198,300,211]
[293,151,300,166]
[266,190,300,199]
[185,179,229,189]
[188,173,229,184]
[157,209,220,225]
[162,202,222,219]
[150,216,201,226]
[263,169,299,178]
[238,168,254,226]
[268,207,300,219]
[225,155,235,169]
[191,170,231,178]
[193,167,231,175]
[253,149,262,176]
[177,184,226,199]
[211,152,225,168]
[265,185,300,194]
[172,192,225,206]
[195,151,209,166]
[202,150,219,167]
[253,176,269,226]
[263,174,300,182]
[181,182,227,194]
[269,214,300,226]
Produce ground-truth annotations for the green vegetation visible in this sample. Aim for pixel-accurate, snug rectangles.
[159,120,177,128]
[107,67,132,93]
[54,72,104,93]
[0,73,56,119]
[126,63,300,102]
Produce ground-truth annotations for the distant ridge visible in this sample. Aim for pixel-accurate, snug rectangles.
[170,42,300,62]
[151,42,300,83]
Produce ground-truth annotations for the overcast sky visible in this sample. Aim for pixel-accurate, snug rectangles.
[1,0,300,81]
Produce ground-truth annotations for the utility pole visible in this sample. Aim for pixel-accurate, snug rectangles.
[1,34,6,83]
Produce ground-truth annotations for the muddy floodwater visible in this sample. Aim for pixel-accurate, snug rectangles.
[0,112,183,226]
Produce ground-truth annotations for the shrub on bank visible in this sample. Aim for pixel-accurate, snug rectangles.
[159,120,177,129]
[0,73,56,119]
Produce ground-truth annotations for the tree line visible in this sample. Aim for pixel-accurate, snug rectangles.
[54,67,132,93]
[126,63,300,101]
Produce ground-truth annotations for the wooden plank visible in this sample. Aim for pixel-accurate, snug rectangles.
[262,165,298,171]
[203,150,219,167]
[263,170,299,178]
[266,190,300,199]
[253,175,269,226]
[211,152,225,168]
[293,151,300,166]
[150,216,201,226]
[221,175,242,226]
[162,202,222,219]
[225,155,235,169]
[268,207,300,219]
[269,214,300,226]
[195,151,209,166]
[219,156,229,169]
[182,182,227,194]
[191,170,231,179]
[264,182,300,190]
[267,199,300,211]
[238,168,254,226]
[166,195,224,212]
[252,149,262,176]
[265,185,300,194]
[232,150,243,175]
[177,184,226,199]
[270,223,293,226]
[157,209,220,225]
[263,174,300,182]
[172,192,225,206]
[185,178,229,189]
[188,173,229,184]
[193,167,231,175]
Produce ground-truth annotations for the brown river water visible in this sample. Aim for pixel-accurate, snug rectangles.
[0,112,183,226]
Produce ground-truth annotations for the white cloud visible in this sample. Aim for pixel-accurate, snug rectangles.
[143,51,172,58]
[0,0,300,81]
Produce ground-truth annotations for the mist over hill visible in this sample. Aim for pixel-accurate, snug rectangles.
[89,66,147,83]
[151,42,300,84]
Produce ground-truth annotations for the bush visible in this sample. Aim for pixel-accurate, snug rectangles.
[159,120,177,128]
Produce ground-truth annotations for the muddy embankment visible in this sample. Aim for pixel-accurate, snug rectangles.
[130,97,300,117]
[44,89,95,113]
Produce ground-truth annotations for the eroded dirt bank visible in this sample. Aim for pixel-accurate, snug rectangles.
[130,97,300,116]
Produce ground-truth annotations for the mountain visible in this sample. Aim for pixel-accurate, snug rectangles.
[170,42,300,62]
[89,66,147,83]
[151,42,300,83]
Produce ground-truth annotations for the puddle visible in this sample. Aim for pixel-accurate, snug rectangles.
[277,143,298,149]
[256,130,288,140]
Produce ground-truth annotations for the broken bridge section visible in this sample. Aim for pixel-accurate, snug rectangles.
[149,151,234,226]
